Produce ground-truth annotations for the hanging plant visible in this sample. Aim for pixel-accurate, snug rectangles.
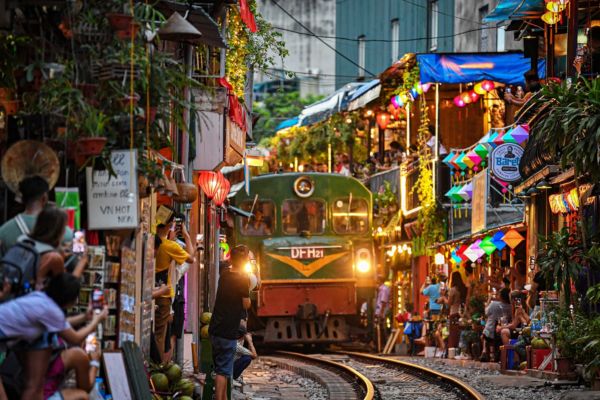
[412,96,445,256]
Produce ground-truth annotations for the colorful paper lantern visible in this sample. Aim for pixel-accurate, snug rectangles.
[480,236,497,255]
[503,129,517,144]
[546,1,566,12]
[449,153,461,170]
[455,153,467,170]
[474,143,489,158]
[420,83,432,93]
[492,231,507,251]
[510,124,530,144]
[481,80,495,92]
[457,184,472,201]
[467,150,482,165]
[212,176,231,206]
[462,153,475,169]
[198,170,223,200]
[474,82,486,95]
[410,88,419,99]
[461,92,473,104]
[503,229,525,249]
[376,112,391,130]
[469,90,480,102]
[464,240,484,262]
[493,132,505,146]
[390,95,400,108]
[541,11,561,25]
[451,251,463,264]
[443,152,456,169]
[454,96,466,107]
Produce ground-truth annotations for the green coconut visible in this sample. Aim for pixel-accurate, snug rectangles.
[151,373,169,392]
[200,325,210,339]
[200,312,212,325]
[165,363,182,384]
[174,378,195,396]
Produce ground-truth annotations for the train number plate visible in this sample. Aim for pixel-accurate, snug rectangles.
[290,247,324,259]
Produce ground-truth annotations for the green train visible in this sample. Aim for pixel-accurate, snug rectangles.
[231,173,376,344]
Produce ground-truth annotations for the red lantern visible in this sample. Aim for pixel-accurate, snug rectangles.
[212,177,231,207]
[376,112,390,130]
[198,171,222,199]
[453,96,465,107]
[481,80,495,92]
[468,90,479,102]
[461,92,472,104]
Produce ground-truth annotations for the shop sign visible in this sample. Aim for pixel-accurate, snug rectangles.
[491,143,523,182]
[225,117,246,166]
[86,150,139,230]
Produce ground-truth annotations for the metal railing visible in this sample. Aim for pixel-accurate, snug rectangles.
[362,166,401,205]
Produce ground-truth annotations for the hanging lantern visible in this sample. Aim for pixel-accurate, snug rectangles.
[198,170,223,200]
[481,80,495,92]
[376,112,391,130]
[468,90,479,102]
[461,92,473,104]
[503,229,525,249]
[390,95,400,109]
[212,176,231,207]
[546,1,566,13]
[415,83,424,95]
[420,83,432,93]
[480,236,497,255]
[474,82,487,95]
[410,88,419,99]
[399,93,409,104]
[541,11,560,24]
[453,96,466,107]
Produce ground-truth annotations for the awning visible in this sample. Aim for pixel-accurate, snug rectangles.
[417,53,546,85]
[483,0,545,23]
[227,205,253,218]
[275,117,298,132]
[157,1,226,48]
[347,79,381,111]
[298,83,362,127]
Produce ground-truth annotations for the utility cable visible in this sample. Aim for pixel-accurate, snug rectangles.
[272,0,376,77]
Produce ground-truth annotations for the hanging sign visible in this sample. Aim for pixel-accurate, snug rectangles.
[491,143,523,182]
[471,170,487,233]
[86,150,139,229]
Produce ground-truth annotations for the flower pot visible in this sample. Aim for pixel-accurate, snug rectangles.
[106,13,134,31]
[76,137,107,157]
[555,357,573,375]
[1,100,20,115]
[116,23,140,40]
[0,87,14,100]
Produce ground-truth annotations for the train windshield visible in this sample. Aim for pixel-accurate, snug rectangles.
[282,199,326,235]
[238,200,275,236]
[332,197,369,234]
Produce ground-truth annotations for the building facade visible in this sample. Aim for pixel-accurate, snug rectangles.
[254,0,337,98]
[454,0,521,52]
[335,0,455,88]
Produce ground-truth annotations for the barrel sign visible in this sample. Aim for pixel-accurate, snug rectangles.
[491,143,523,182]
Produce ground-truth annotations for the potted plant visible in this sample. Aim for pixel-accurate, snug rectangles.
[0,34,28,113]
[538,227,583,307]
[75,104,110,167]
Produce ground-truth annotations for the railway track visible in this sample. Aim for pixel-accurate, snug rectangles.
[267,350,484,400]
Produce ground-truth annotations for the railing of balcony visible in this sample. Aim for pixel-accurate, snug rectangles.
[362,166,401,205]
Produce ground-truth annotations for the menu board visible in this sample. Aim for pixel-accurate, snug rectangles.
[86,150,139,230]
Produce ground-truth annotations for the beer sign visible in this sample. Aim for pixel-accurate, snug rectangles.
[491,143,523,182]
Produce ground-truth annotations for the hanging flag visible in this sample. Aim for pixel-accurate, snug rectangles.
[239,0,257,33]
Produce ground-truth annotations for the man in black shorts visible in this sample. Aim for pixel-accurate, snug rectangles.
[209,245,251,400]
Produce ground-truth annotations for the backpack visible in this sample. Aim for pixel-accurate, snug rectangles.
[0,235,54,299]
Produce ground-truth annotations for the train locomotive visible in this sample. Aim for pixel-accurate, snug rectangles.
[230,173,376,344]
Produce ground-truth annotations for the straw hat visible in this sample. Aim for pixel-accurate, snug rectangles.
[158,12,202,42]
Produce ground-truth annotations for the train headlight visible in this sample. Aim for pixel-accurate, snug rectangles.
[357,259,371,273]
[356,249,371,273]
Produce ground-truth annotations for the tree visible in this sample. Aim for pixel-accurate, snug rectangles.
[253,91,323,142]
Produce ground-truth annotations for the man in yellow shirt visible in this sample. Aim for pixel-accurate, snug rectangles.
[154,213,195,361]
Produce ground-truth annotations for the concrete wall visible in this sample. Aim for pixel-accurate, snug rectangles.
[255,0,336,97]
[454,0,521,52]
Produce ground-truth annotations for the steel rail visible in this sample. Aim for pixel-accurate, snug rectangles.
[337,351,485,400]
[276,350,375,400]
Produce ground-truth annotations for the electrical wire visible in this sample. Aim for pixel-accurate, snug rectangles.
[272,0,377,77]
[272,25,499,43]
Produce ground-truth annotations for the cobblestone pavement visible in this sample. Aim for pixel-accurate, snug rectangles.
[232,358,328,400]
[395,356,596,400]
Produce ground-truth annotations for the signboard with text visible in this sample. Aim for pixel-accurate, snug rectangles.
[471,170,487,233]
[290,247,325,259]
[86,150,139,230]
[491,143,523,182]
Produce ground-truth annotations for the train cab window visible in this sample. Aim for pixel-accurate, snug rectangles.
[282,199,326,235]
[239,200,275,236]
[332,198,369,234]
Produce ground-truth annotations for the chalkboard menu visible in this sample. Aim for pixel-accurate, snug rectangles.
[86,150,139,230]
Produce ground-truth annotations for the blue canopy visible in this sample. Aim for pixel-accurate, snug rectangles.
[275,117,298,132]
[417,53,546,85]
[483,0,544,23]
